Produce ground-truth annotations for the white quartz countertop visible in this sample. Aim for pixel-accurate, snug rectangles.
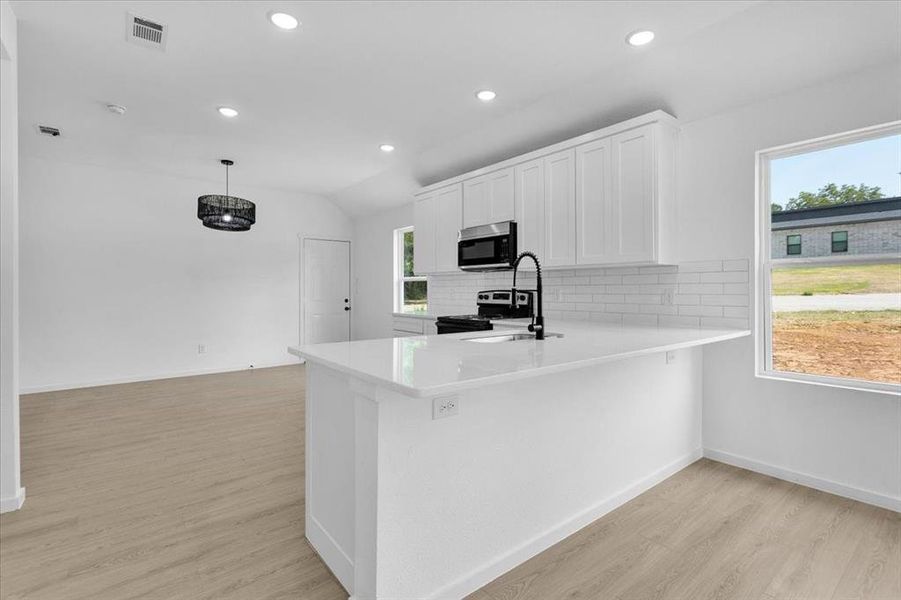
[289,321,749,398]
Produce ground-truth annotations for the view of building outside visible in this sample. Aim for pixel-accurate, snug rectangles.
[769,134,901,385]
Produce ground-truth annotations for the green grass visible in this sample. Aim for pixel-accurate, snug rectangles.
[773,309,901,323]
[772,263,901,296]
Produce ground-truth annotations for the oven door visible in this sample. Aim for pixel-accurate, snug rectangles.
[457,221,517,271]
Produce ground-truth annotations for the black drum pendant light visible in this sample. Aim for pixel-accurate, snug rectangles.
[197,159,256,231]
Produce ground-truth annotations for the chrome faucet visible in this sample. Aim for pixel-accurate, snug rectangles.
[511,251,544,340]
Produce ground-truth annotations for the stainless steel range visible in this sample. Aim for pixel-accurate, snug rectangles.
[435,289,535,334]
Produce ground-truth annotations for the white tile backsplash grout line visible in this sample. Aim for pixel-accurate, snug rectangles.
[427,258,751,328]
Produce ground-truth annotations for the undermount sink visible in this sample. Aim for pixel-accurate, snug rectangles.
[462,332,564,343]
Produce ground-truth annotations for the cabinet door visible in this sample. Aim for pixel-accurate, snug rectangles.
[610,125,655,263]
[462,167,514,228]
[543,149,576,267]
[575,138,613,264]
[462,177,490,229]
[514,158,544,269]
[487,168,515,223]
[434,184,462,272]
[413,193,437,274]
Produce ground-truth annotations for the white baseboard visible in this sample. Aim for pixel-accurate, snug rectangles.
[427,448,704,600]
[307,514,355,595]
[19,360,303,395]
[0,487,25,513]
[704,448,900,513]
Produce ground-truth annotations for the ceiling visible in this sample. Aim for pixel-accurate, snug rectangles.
[13,1,901,217]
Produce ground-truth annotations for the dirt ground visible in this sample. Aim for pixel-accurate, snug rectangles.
[772,311,901,384]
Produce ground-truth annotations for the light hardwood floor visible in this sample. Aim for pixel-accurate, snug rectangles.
[1,365,898,600]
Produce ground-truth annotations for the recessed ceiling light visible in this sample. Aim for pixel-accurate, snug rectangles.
[106,103,127,115]
[268,11,299,30]
[217,106,239,118]
[476,90,497,102]
[626,30,655,46]
[379,144,395,153]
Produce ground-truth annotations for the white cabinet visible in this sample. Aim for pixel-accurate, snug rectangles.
[543,149,576,267]
[574,123,676,265]
[609,125,655,264]
[575,138,613,264]
[392,316,438,337]
[516,149,585,269]
[413,193,437,275]
[462,167,514,228]
[435,185,462,271]
[416,111,678,270]
[414,184,462,274]
[514,158,544,269]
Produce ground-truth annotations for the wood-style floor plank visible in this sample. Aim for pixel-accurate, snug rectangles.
[2,366,898,600]
[473,460,900,600]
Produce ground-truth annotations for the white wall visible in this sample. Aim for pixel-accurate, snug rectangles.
[680,62,901,509]
[0,0,24,512]
[19,157,352,392]
[351,203,412,340]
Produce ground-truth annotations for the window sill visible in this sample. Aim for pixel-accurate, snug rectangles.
[756,370,900,396]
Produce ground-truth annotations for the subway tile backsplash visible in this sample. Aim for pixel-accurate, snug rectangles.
[427,259,751,329]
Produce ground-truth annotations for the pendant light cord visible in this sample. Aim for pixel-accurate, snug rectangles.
[225,162,229,198]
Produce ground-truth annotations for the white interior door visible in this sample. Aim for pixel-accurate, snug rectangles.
[303,239,351,344]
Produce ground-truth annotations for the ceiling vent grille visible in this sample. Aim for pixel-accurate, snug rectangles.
[37,125,61,137]
[127,13,167,50]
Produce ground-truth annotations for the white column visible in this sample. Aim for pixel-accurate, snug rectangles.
[0,0,24,513]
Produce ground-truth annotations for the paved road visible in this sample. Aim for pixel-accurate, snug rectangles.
[772,293,901,312]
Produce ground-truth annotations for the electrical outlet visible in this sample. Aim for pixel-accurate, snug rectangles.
[197,344,205,354]
[432,395,460,419]
[666,351,676,364]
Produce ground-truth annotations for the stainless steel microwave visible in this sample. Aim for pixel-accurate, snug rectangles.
[458,221,517,271]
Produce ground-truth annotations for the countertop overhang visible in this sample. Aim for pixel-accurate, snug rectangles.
[289,321,750,398]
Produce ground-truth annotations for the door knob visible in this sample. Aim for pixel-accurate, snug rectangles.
[344,298,349,303]
[344,306,351,311]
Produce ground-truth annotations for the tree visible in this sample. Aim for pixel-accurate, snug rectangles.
[771,203,783,213]
[784,183,884,210]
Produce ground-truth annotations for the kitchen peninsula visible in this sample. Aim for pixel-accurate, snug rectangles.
[288,321,749,600]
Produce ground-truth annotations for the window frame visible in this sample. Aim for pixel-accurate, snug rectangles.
[394,226,427,314]
[831,230,848,253]
[755,120,901,395]
[786,234,802,256]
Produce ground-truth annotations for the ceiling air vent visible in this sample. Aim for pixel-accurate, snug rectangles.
[126,13,167,51]
[37,125,61,137]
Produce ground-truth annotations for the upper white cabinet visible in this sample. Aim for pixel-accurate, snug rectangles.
[543,149,576,267]
[415,110,678,270]
[609,126,654,263]
[462,167,514,228]
[513,158,544,269]
[574,123,677,265]
[413,192,437,275]
[414,183,462,275]
[575,138,612,264]
[434,184,463,271]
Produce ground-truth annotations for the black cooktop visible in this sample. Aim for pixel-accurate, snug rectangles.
[437,314,504,323]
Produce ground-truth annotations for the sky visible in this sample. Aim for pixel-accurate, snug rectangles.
[770,134,901,207]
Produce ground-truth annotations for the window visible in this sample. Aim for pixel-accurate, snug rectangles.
[831,230,848,253]
[786,234,802,255]
[758,123,901,393]
[395,226,427,313]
